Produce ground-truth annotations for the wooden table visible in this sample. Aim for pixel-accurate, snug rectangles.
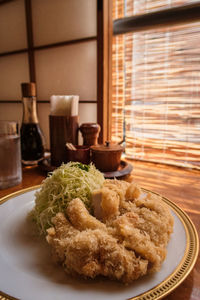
[0,161,199,300]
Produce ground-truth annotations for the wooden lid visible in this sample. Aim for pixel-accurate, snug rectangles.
[90,141,123,152]
[79,123,101,133]
[21,82,36,97]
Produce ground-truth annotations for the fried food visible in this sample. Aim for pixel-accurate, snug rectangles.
[67,198,107,231]
[46,179,174,284]
[46,212,79,263]
[92,187,120,221]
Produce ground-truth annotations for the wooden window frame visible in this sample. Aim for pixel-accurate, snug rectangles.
[113,2,200,35]
[98,1,200,143]
[109,1,200,168]
[2,1,200,142]
[97,0,113,143]
[1,0,113,143]
[0,0,97,104]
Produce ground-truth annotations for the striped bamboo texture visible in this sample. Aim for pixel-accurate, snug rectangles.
[112,0,200,169]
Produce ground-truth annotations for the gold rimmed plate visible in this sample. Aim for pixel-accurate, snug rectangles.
[0,187,199,300]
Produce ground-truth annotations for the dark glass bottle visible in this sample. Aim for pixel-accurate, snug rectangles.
[20,82,45,165]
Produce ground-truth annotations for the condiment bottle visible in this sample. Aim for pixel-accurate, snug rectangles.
[79,123,101,146]
[20,82,45,165]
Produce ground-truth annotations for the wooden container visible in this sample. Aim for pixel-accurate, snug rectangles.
[79,123,100,146]
[49,115,78,167]
[90,141,124,172]
[65,145,90,165]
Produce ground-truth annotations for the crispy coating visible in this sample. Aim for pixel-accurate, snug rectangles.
[64,229,148,283]
[103,179,130,205]
[46,180,174,284]
[92,187,120,222]
[110,212,166,272]
[67,198,107,231]
[46,212,79,263]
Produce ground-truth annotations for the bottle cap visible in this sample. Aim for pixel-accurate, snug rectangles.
[21,82,36,97]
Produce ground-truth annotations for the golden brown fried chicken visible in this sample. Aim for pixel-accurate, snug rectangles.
[64,228,148,282]
[46,179,174,284]
[110,212,167,272]
[92,179,131,222]
[92,187,120,222]
[47,200,148,283]
[46,212,79,263]
[67,198,107,231]
[103,179,130,205]
[119,184,174,247]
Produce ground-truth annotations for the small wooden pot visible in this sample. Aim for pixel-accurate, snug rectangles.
[90,142,124,172]
[65,145,90,165]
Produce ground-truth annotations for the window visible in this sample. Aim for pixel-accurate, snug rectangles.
[112,1,200,169]
[0,0,97,148]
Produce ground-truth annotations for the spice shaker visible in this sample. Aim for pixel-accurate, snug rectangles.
[20,82,45,165]
[79,123,101,146]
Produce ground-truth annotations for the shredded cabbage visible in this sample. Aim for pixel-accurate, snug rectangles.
[30,162,104,234]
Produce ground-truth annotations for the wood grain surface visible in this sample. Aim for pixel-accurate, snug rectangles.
[0,160,199,300]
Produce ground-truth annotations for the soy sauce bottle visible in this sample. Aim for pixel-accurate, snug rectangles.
[20,82,45,165]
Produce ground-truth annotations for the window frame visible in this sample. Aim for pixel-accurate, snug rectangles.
[106,1,200,169]
[104,1,200,143]
[113,2,200,35]
[97,0,113,143]
[0,0,97,104]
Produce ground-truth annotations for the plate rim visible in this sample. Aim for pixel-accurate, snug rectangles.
[103,160,133,178]
[0,186,199,300]
[130,189,199,300]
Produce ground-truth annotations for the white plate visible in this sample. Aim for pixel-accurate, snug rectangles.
[0,187,199,300]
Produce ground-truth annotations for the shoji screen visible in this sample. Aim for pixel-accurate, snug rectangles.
[0,0,97,148]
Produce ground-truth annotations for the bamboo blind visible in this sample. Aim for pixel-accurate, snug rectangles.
[112,0,200,169]
[113,0,200,18]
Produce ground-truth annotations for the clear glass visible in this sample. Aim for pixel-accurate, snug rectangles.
[0,121,22,189]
